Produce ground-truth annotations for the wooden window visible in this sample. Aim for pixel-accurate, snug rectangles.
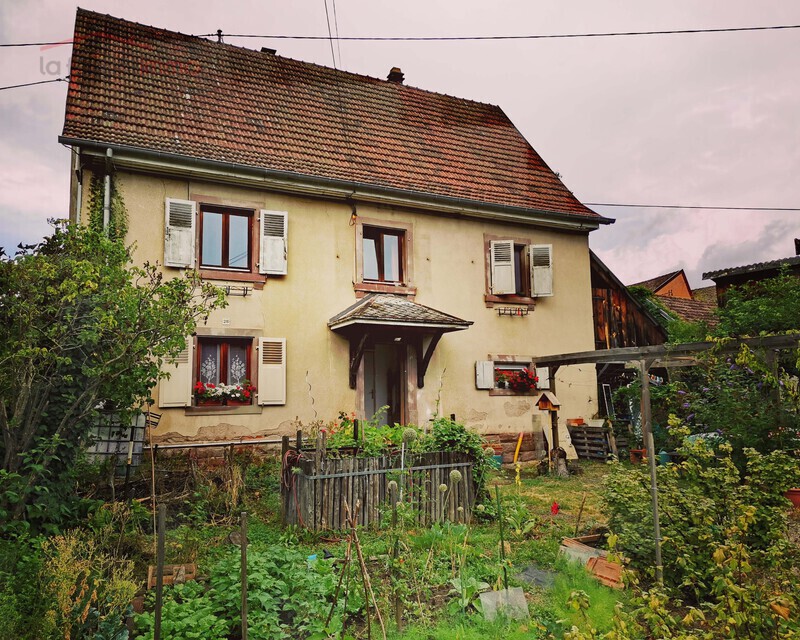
[196,337,254,405]
[363,226,404,283]
[485,235,553,305]
[200,206,253,271]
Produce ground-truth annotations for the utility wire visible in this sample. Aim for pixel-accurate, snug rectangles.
[193,23,800,41]
[586,203,800,212]
[3,23,800,47]
[0,76,67,91]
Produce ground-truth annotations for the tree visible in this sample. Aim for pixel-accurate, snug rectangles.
[715,267,800,337]
[0,222,226,531]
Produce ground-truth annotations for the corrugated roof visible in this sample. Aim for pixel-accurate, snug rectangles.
[63,9,605,220]
[703,256,800,281]
[328,294,472,331]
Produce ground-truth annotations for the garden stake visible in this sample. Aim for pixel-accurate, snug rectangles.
[241,511,248,640]
[326,501,358,629]
[154,503,165,640]
[574,492,587,537]
[496,486,508,590]
[347,500,386,640]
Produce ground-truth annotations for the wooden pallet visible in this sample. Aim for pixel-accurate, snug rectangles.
[567,425,612,460]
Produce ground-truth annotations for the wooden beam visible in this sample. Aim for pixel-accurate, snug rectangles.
[417,332,442,388]
[349,333,368,389]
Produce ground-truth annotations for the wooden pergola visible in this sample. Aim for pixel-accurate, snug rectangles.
[533,333,800,584]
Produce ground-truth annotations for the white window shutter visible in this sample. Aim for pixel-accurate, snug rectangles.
[259,210,288,275]
[159,340,193,407]
[530,244,553,297]
[164,198,196,268]
[490,240,515,295]
[258,338,286,405]
[475,360,494,389]
[536,366,550,390]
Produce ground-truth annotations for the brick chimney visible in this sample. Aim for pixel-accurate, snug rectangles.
[387,67,404,84]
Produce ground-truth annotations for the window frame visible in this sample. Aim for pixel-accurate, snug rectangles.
[190,195,267,285]
[195,336,254,406]
[489,357,537,396]
[484,233,543,307]
[354,217,416,297]
[199,205,254,272]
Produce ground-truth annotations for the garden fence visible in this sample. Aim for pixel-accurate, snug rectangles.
[281,436,475,530]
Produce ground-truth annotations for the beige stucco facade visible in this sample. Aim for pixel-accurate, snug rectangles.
[73,165,599,454]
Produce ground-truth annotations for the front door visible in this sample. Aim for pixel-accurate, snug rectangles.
[363,341,406,425]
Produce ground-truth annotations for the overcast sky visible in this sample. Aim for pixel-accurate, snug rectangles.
[1,1,798,288]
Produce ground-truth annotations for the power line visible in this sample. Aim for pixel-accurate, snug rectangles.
[197,23,800,41]
[0,76,67,91]
[586,203,800,212]
[3,23,800,48]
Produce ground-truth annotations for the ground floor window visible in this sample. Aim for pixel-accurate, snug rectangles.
[195,337,254,404]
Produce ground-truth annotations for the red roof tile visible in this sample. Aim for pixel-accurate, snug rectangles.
[658,296,717,326]
[62,9,603,220]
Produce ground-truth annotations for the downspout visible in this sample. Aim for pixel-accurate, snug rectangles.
[73,147,82,225]
[103,148,113,231]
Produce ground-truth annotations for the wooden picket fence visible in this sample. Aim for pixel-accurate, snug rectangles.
[280,438,475,531]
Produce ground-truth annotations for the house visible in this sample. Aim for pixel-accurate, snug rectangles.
[60,10,613,449]
[631,269,716,326]
[703,241,800,305]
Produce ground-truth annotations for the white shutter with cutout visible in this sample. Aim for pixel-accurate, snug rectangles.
[535,366,550,390]
[530,244,553,297]
[258,338,286,405]
[490,240,515,295]
[259,210,288,275]
[159,340,193,407]
[475,360,494,389]
[164,198,196,268]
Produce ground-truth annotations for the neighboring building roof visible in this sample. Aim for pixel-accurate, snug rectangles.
[702,255,800,281]
[692,285,717,304]
[62,9,607,222]
[328,294,472,332]
[631,270,683,293]
[658,296,717,326]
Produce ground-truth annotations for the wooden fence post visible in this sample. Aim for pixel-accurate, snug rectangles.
[280,436,290,523]
[241,511,248,640]
[296,429,303,451]
[154,503,165,640]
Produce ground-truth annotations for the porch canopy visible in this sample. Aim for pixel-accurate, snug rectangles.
[328,293,472,388]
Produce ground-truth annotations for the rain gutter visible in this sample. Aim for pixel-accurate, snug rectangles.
[59,137,615,232]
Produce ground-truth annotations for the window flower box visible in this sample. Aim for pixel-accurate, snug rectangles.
[194,381,256,406]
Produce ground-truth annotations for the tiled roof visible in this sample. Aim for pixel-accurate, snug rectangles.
[703,255,800,281]
[62,9,604,220]
[328,294,472,331]
[658,296,717,326]
[631,270,683,293]
[692,285,717,304]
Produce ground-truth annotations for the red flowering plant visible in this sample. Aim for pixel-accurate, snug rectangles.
[194,380,256,403]
[507,368,538,393]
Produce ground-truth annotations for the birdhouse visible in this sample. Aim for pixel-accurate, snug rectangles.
[535,391,561,412]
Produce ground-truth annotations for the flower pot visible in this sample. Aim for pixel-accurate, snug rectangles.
[785,488,800,509]
[629,448,646,465]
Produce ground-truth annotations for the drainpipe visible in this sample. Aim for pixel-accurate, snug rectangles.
[103,148,113,231]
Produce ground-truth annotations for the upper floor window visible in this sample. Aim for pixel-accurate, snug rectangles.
[200,207,252,270]
[484,234,553,304]
[363,226,404,283]
[163,198,288,280]
[354,218,416,296]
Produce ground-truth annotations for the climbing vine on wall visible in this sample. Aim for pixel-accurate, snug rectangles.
[87,171,128,240]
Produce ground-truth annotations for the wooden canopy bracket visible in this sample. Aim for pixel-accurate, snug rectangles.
[349,333,368,389]
[416,332,442,389]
